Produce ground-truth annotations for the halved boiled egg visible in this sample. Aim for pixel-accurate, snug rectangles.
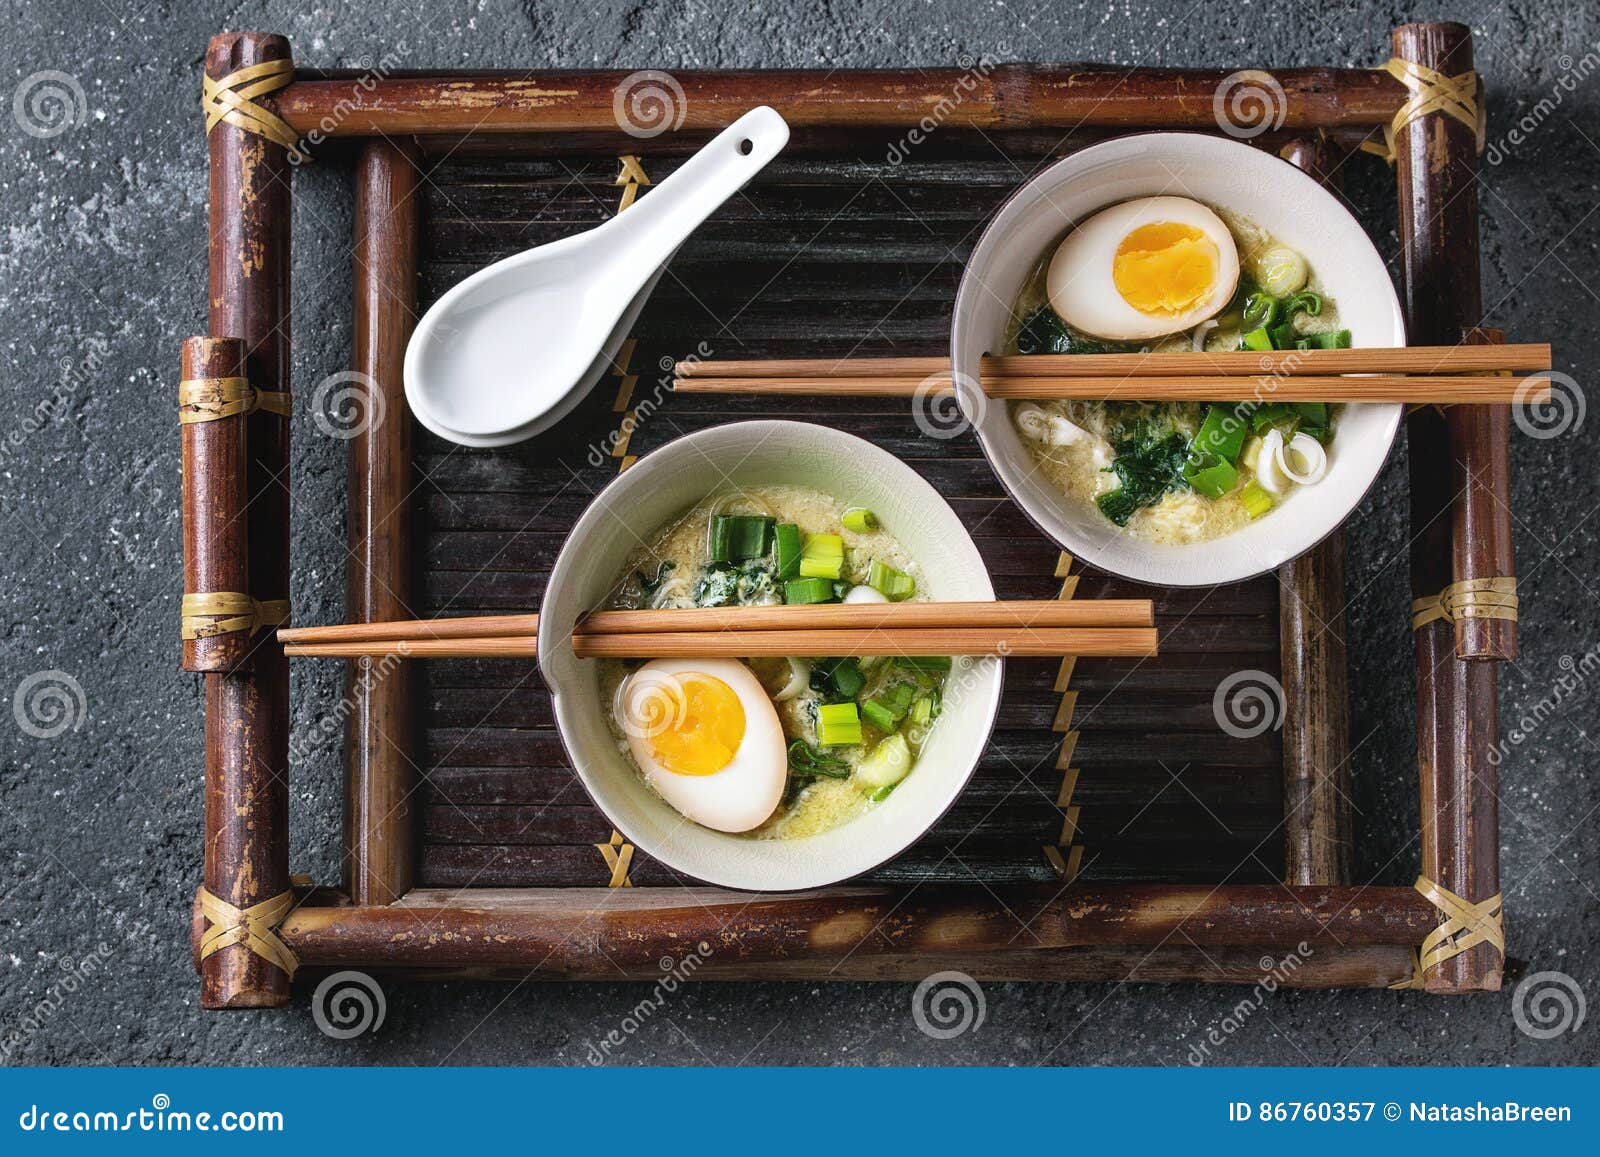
[1047,196,1239,342]
[614,657,787,832]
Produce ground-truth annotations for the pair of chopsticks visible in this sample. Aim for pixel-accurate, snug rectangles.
[278,599,1158,660]
[671,344,1553,404]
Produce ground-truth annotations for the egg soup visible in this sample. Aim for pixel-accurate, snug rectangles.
[1007,196,1344,545]
[598,486,951,839]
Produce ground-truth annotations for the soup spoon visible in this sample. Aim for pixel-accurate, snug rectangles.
[405,106,791,445]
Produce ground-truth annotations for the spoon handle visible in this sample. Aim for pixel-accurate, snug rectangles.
[602,106,790,274]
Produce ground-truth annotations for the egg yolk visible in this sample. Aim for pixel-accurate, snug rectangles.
[647,673,747,776]
[1112,222,1219,316]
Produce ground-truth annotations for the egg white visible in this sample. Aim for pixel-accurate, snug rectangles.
[1047,196,1239,342]
[618,657,787,833]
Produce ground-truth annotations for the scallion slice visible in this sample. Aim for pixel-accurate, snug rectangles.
[783,577,836,605]
[1240,327,1274,352]
[773,522,802,579]
[842,508,877,533]
[861,700,897,732]
[816,702,863,747]
[866,559,915,601]
[1239,480,1274,519]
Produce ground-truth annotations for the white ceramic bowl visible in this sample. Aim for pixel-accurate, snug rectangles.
[538,420,1004,891]
[952,133,1406,587]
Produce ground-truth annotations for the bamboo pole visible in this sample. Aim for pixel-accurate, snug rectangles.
[202,31,295,1009]
[261,884,1438,973]
[179,336,251,673]
[1276,135,1353,887]
[344,139,421,907]
[1394,21,1503,992]
[271,65,1411,138]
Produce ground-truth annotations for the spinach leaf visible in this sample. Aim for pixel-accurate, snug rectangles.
[1095,422,1191,527]
[1015,306,1133,356]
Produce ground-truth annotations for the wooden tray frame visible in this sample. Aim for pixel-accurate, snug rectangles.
[190,22,1510,1008]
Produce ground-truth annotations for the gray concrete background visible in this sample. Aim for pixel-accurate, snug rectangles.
[1,0,1596,1067]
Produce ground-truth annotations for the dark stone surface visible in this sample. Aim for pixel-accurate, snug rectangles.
[1,0,1595,1066]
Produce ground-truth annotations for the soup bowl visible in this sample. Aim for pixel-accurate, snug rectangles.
[951,132,1406,587]
[538,420,1004,892]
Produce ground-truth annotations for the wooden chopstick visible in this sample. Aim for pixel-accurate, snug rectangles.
[674,373,1550,404]
[673,344,1552,379]
[276,599,1153,648]
[284,626,1159,660]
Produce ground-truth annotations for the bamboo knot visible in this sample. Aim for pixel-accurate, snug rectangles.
[198,887,299,979]
[178,376,291,423]
[1411,576,1517,630]
[1390,875,1503,989]
[595,829,635,887]
[202,57,307,162]
[1360,57,1484,165]
[181,592,291,640]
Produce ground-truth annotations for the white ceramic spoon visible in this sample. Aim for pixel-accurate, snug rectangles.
[405,106,790,445]
[408,264,667,448]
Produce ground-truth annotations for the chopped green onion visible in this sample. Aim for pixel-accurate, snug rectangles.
[861,700,897,732]
[783,577,836,605]
[709,515,772,562]
[1268,323,1299,351]
[842,508,877,533]
[862,682,915,732]
[1285,290,1323,317]
[787,739,851,779]
[708,517,732,563]
[1241,291,1282,331]
[797,533,844,578]
[866,559,915,601]
[1302,329,1351,350]
[894,656,952,674]
[816,702,863,747]
[1185,459,1238,499]
[798,556,844,579]
[1239,481,1274,519]
[1290,402,1328,425]
[856,732,912,788]
[802,533,843,560]
[1249,402,1295,433]
[773,523,802,579]
[828,658,865,699]
[863,784,896,803]
[1192,403,1250,464]
[1240,327,1274,352]
[879,682,916,716]
[909,696,934,727]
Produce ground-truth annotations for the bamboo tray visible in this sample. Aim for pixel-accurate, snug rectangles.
[188,23,1512,1008]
